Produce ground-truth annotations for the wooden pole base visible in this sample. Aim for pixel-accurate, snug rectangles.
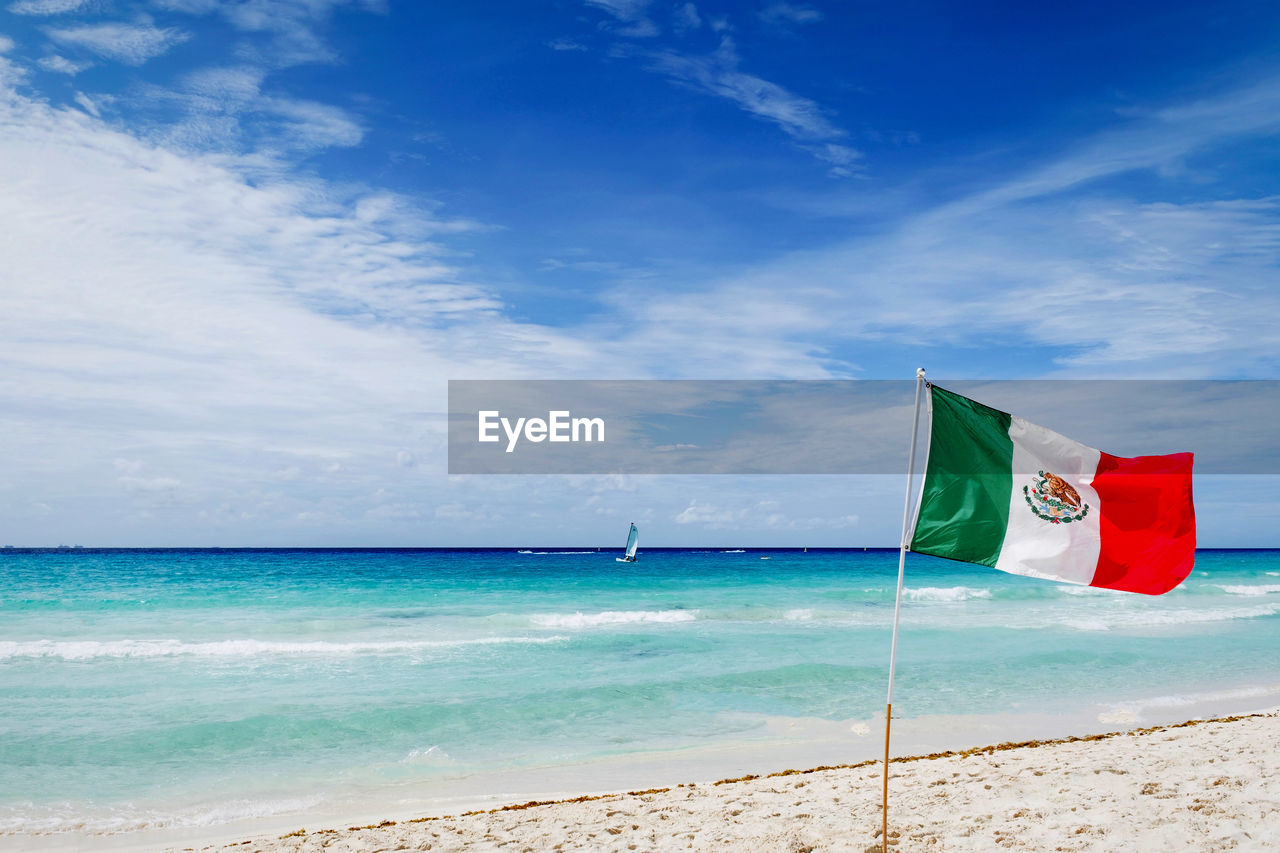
[882,701,892,852]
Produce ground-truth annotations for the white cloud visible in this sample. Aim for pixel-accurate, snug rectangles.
[119,475,182,493]
[806,142,863,178]
[672,2,700,34]
[628,35,861,174]
[257,95,363,149]
[0,72,839,544]
[0,87,558,532]
[37,54,93,74]
[0,52,27,88]
[134,65,364,155]
[46,22,190,65]
[73,91,99,116]
[584,0,659,37]
[758,3,823,28]
[586,4,855,173]
[675,499,858,530]
[157,0,388,67]
[181,65,266,102]
[8,0,90,14]
[608,76,1280,378]
[645,36,844,141]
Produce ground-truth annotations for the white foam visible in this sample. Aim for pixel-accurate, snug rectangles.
[1096,709,1138,724]
[0,794,324,835]
[1215,583,1280,596]
[530,610,697,628]
[784,609,814,621]
[1059,585,1123,596]
[1060,604,1279,631]
[1131,685,1276,709]
[400,745,454,765]
[1098,684,1280,724]
[0,635,568,661]
[721,550,746,553]
[903,586,992,602]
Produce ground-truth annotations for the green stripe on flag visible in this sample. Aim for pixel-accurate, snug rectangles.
[910,385,1014,567]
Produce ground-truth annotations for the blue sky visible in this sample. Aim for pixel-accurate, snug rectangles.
[1,0,1278,545]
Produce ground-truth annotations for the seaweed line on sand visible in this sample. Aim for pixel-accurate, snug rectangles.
[259,711,1275,843]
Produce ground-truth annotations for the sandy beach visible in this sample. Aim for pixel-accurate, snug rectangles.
[196,712,1279,853]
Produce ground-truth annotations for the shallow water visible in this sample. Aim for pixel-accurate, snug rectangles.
[1,547,1277,836]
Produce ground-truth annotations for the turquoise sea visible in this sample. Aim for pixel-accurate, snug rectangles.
[2,548,1279,839]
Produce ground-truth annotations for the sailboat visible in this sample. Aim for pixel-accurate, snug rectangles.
[616,522,639,562]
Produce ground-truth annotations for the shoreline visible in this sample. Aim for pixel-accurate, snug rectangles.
[190,711,1279,852]
[7,700,1279,852]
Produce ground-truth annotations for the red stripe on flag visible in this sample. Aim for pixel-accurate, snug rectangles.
[1090,451,1195,595]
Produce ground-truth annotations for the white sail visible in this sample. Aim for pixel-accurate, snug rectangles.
[617,522,639,562]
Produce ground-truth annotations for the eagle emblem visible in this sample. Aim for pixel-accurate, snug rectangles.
[1024,470,1089,524]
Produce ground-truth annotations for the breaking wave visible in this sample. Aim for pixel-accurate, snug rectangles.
[903,586,992,602]
[1060,604,1279,631]
[1215,583,1280,596]
[0,636,567,661]
[517,551,595,555]
[530,610,697,629]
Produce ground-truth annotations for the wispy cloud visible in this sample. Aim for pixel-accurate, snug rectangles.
[757,2,823,28]
[7,0,90,14]
[641,36,860,173]
[155,0,386,67]
[129,64,365,155]
[45,22,190,65]
[547,37,587,52]
[584,0,659,37]
[72,90,99,115]
[672,2,700,34]
[0,84,570,540]
[610,75,1280,377]
[675,498,857,530]
[254,95,364,149]
[945,77,1280,217]
[0,69,837,542]
[37,53,93,74]
[582,2,858,174]
[646,37,838,134]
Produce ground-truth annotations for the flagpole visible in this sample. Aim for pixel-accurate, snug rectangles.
[882,367,926,852]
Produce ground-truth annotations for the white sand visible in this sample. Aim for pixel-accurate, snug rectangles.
[198,712,1280,852]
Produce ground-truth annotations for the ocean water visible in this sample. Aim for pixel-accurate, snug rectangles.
[2,547,1279,838]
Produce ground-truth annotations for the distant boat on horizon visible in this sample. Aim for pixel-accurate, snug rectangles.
[616,523,638,563]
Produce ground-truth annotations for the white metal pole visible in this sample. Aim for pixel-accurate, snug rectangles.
[881,367,926,851]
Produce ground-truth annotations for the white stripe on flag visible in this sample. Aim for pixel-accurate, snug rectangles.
[994,416,1102,586]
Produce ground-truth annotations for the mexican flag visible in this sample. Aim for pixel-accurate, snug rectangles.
[909,384,1195,595]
